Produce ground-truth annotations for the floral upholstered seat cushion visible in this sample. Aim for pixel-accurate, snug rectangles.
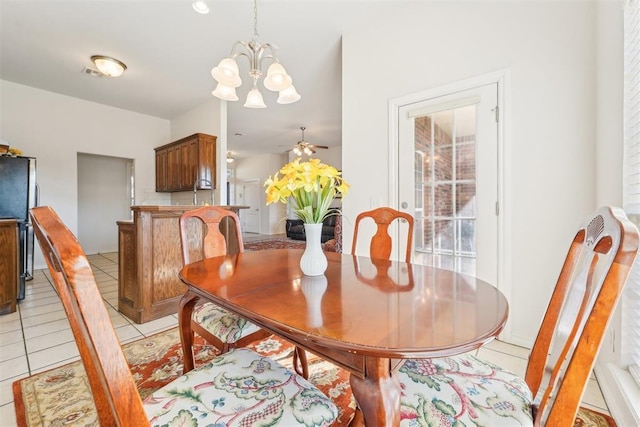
[194,302,263,343]
[144,348,338,426]
[397,353,533,426]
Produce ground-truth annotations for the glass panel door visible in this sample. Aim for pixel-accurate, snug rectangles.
[398,84,498,283]
[414,105,477,274]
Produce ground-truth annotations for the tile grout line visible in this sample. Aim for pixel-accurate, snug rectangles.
[18,254,116,377]
[16,304,31,377]
[25,271,61,375]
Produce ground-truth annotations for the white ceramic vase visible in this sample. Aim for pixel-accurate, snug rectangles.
[299,223,328,276]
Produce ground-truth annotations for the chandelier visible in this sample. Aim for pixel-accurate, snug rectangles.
[210,0,300,108]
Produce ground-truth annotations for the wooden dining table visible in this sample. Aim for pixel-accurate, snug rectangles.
[178,248,509,426]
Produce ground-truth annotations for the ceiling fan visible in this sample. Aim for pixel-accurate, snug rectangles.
[293,127,328,156]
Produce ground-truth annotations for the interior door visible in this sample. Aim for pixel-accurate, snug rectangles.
[398,83,498,284]
[242,180,260,233]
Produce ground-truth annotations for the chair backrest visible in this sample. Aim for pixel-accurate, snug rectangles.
[351,207,414,262]
[30,206,149,426]
[525,206,639,426]
[179,206,245,265]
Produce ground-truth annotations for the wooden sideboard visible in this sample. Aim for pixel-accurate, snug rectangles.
[0,219,19,315]
[117,205,248,323]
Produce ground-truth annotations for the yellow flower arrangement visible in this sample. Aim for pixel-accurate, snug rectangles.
[265,158,349,224]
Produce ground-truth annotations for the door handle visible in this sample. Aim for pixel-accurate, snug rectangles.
[401,202,408,209]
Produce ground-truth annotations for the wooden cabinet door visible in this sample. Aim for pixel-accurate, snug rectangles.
[0,220,18,315]
[166,145,181,191]
[155,149,168,191]
[181,138,199,190]
[197,134,216,189]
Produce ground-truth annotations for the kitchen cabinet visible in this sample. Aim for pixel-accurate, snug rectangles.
[155,133,217,192]
[117,205,248,323]
[156,148,168,191]
[0,219,19,315]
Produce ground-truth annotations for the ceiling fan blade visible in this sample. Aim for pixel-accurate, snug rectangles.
[310,144,329,149]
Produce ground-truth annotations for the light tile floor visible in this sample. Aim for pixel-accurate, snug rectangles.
[0,241,611,426]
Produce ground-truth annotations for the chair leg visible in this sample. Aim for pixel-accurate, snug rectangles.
[293,346,309,379]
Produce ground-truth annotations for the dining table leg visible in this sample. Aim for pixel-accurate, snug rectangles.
[178,290,199,373]
[349,356,400,426]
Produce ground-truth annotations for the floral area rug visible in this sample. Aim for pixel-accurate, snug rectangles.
[244,237,306,251]
[13,328,355,427]
[13,327,615,427]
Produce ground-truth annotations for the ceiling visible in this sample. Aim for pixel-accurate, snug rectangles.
[0,0,400,159]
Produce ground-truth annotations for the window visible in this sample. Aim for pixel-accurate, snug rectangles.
[623,0,640,387]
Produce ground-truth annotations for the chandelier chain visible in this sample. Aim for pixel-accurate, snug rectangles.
[253,0,259,41]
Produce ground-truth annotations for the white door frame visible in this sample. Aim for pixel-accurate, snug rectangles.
[388,69,512,341]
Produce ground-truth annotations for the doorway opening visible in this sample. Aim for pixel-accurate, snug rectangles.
[77,153,134,254]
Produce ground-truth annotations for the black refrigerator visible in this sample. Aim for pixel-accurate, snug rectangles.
[0,155,37,300]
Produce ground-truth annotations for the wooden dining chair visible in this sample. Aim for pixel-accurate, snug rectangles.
[351,206,414,262]
[179,206,309,378]
[30,206,338,426]
[397,206,639,426]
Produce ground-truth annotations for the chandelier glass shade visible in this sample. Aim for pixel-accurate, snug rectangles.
[210,0,299,108]
[277,84,301,104]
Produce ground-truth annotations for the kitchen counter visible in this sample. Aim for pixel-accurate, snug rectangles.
[129,205,248,212]
[117,205,248,323]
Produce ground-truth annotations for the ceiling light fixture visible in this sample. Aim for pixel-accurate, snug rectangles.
[192,1,209,14]
[292,127,328,156]
[91,55,127,77]
[210,0,300,108]
[226,152,235,163]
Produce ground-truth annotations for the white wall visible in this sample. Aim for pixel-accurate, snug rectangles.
[342,1,599,345]
[170,99,225,206]
[595,0,625,364]
[0,79,170,268]
[590,4,640,425]
[234,152,289,234]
